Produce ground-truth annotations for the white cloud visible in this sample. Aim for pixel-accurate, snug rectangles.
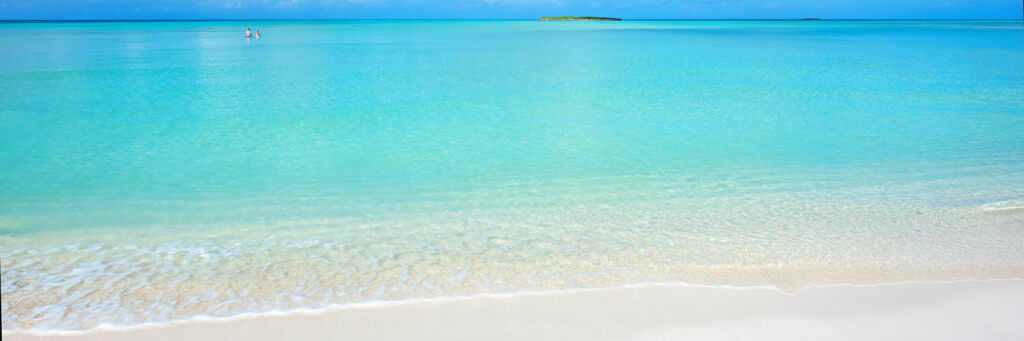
[272,0,305,8]
[471,0,567,6]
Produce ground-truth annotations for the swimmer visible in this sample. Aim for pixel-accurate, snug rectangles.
[246,28,252,38]
[255,30,261,39]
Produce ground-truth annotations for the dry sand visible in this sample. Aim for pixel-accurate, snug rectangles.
[5,279,1023,341]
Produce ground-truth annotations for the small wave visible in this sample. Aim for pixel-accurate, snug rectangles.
[980,199,1024,212]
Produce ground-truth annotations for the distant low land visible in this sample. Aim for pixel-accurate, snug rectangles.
[539,16,622,21]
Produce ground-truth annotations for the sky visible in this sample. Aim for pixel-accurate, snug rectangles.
[0,0,1021,20]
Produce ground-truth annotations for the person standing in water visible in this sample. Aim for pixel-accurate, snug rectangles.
[255,30,261,39]
[246,28,252,38]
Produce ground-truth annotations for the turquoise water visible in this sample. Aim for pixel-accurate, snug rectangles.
[1,20,1023,331]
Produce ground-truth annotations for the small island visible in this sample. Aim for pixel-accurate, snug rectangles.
[539,16,622,21]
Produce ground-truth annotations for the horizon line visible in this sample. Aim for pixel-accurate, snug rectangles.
[2,18,1023,22]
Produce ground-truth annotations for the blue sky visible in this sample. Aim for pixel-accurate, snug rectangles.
[0,0,1021,20]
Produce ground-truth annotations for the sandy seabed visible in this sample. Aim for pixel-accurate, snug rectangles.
[4,279,1022,341]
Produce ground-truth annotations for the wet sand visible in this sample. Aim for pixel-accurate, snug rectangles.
[6,279,1022,341]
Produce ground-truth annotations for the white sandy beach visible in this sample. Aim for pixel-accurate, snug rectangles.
[5,279,1022,341]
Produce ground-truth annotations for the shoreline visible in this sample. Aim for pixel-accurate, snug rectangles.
[6,278,1023,340]
[2,19,1023,340]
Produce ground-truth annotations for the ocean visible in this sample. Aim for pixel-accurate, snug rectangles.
[1,20,1023,331]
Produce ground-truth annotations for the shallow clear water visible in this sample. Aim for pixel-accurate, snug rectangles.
[1,20,1023,331]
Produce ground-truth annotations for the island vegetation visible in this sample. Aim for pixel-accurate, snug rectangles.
[539,16,622,21]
